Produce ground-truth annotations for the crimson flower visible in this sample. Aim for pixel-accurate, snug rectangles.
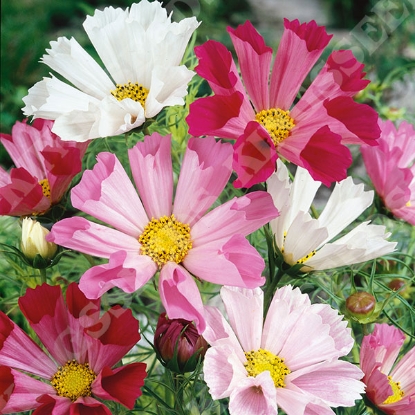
[0,283,146,414]
[0,119,88,216]
[187,19,380,188]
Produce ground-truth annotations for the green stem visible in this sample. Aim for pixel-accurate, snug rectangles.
[173,373,186,415]
[263,267,285,316]
[39,268,47,284]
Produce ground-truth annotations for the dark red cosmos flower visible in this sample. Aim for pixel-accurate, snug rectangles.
[0,283,146,414]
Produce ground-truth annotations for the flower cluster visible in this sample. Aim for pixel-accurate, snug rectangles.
[1,1,413,414]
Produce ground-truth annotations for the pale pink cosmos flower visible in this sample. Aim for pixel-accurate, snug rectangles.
[187,19,380,188]
[361,120,415,225]
[48,133,278,332]
[0,119,88,216]
[360,323,415,414]
[203,285,364,415]
[0,283,147,414]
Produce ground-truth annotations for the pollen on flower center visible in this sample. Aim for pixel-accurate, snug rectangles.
[383,375,405,404]
[244,348,291,388]
[39,178,51,199]
[139,214,192,268]
[297,250,316,264]
[51,360,96,401]
[255,108,295,146]
[111,81,149,107]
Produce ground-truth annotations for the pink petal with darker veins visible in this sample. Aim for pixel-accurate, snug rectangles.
[174,137,233,225]
[78,250,157,299]
[159,262,206,333]
[228,21,272,111]
[233,121,278,188]
[128,132,173,220]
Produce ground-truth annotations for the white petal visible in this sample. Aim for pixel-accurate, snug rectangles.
[145,66,195,118]
[317,177,373,243]
[22,76,96,118]
[283,211,328,265]
[305,222,397,269]
[267,160,291,249]
[41,37,114,99]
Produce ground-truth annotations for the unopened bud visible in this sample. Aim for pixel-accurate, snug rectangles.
[346,291,376,317]
[154,313,208,373]
[21,218,57,266]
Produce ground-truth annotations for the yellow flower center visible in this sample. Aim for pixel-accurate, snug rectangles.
[51,360,96,401]
[406,200,412,207]
[255,108,295,146]
[111,81,149,107]
[244,349,291,388]
[139,214,192,268]
[39,178,51,199]
[383,375,404,404]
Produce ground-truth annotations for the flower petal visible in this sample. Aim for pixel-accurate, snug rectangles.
[184,234,265,288]
[233,121,278,188]
[0,312,56,378]
[228,21,272,111]
[48,217,140,258]
[71,152,148,237]
[159,263,206,333]
[229,371,278,415]
[128,132,172,219]
[86,306,141,373]
[18,284,73,366]
[220,287,263,352]
[174,137,233,225]
[92,363,147,409]
[299,125,352,186]
[79,250,157,299]
[191,191,278,245]
[270,19,332,109]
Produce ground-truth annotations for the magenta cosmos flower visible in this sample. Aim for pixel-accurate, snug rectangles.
[361,120,415,225]
[0,283,146,414]
[203,285,364,415]
[360,323,415,414]
[0,119,88,216]
[48,133,278,332]
[187,19,380,188]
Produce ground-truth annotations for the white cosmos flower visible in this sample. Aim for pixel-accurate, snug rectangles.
[267,160,397,271]
[22,0,200,142]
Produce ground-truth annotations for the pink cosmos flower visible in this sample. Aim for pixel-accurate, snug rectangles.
[0,283,146,414]
[0,119,88,216]
[360,323,415,415]
[47,133,278,332]
[203,285,364,415]
[361,120,415,225]
[187,19,380,188]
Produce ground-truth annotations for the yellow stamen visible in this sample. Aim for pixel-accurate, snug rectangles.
[51,360,96,401]
[244,349,290,388]
[296,250,316,264]
[139,214,192,268]
[406,200,412,207]
[255,108,295,146]
[111,81,149,107]
[383,375,404,404]
[39,178,51,199]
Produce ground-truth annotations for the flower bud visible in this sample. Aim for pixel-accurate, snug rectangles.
[21,218,57,266]
[154,313,208,374]
[346,291,376,317]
